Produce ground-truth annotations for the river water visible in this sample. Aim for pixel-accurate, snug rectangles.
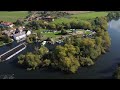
[0,19,120,79]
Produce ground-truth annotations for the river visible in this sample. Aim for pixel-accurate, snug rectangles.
[0,19,120,79]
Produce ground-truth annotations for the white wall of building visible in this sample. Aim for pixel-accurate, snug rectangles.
[14,34,26,41]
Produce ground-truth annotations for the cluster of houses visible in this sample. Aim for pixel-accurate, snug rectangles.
[26,15,55,22]
[1,22,31,41]
[0,22,14,28]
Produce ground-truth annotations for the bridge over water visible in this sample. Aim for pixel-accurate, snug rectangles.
[0,42,26,62]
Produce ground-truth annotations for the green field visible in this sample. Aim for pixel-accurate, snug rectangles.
[0,11,28,22]
[52,12,108,24]
[71,12,108,19]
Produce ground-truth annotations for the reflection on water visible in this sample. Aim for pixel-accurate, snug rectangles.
[0,74,15,79]
[109,19,120,31]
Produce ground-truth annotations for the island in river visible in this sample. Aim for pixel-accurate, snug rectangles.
[2,11,120,79]
[16,11,111,73]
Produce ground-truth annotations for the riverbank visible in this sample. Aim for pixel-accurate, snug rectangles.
[0,40,13,47]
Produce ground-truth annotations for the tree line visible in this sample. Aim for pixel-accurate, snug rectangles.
[107,11,120,21]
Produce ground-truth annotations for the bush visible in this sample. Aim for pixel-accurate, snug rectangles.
[80,57,94,66]
[113,67,120,79]
[61,29,67,35]
[42,59,51,67]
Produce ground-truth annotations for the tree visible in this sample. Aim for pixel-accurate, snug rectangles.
[37,32,42,40]
[37,20,47,29]
[63,22,71,29]
[61,29,67,35]
[18,52,41,70]
[81,38,95,48]
[42,59,51,67]
[39,46,49,58]
[95,36,102,46]
[94,17,108,31]
[54,44,80,73]
[101,32,111,50]
[26,53,41,69]
[0,31,2,38]
[56,24,64,30]
[18,54,25,65]
[89,48,99,60]
[14,19,24,26]
[80,57,94,66]
[26,34,36,43]
[113,67,120,79]
[70,21,78,29]
[2,35,12,43]
[82,21,92,30]
[26,21,40,30]
[48,23,56,30]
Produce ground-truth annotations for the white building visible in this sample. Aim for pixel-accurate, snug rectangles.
[41,41,47,45]
[26,30,31,36]
[9,24,14,28]
[13,32,26,41]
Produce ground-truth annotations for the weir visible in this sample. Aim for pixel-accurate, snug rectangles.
[0,42,26,62]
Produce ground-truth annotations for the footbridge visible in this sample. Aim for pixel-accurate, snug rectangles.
[0,42,26,62]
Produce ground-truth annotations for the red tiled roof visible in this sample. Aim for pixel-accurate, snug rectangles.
[1,22,13,26]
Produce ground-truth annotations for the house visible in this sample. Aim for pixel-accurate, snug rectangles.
[41,41,47,45]
[1,22,14,28]
[26,30,31,36]
[13,32,26,41]
[42,16,54,22]
[2,30,11,36]
[36,17,42,21]
[2,29,15,37]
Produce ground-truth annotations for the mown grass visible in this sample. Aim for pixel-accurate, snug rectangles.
[34,29,61,39]
[34,29,46,33]
[0,11,28,22]
[43,32,61,38]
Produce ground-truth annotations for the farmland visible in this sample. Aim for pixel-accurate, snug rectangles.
[70,12,108,19]
[0,11,28,22]
[52,12,108,24]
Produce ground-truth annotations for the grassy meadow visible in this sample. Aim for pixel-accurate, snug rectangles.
[0,11,28,22]
[52,12,108,24]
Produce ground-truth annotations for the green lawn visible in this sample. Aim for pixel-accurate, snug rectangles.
[34,29,46,33]
[52,12,108,24]
[0,11,28,22]
[34,29,61,39]
[85,31,92,35]
[43,32,61,38]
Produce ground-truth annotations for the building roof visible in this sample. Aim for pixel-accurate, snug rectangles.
[1,22,13,26]
[14,32,26,37]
